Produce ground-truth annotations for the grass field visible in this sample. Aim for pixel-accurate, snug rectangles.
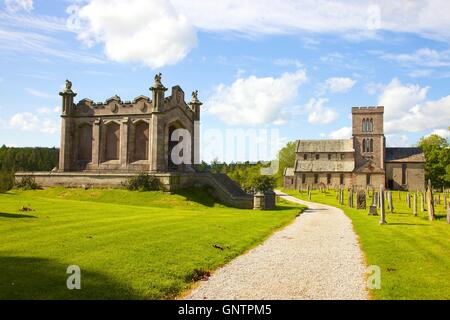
[283,188,450,300]
[0,187,305,299]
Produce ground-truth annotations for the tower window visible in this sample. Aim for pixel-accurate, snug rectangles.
[314,174,319,184]
[340,153,345,160]
[366,174,371,185]
[370,118,374,132]
[303,154,307,160]
[302,174,306,184]
[370,139,373,152]
[328,154,332,160]
[327,174,331,184]
[315,154,320,160]
[340,174,344,185]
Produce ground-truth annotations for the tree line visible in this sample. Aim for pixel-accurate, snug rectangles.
[0,133,448,192]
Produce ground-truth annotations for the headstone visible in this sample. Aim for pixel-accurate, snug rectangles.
[426,179,435,221]
[447,203,450,224]
[379,185,387,225]
[444,193,447,209]
[348,188,353,208]
[413,192,417,216]
[368,205,378,216]
[387,191,394,213]
[372,191,378,207]
[406,193,410,208]
[420,192,425,213]
[357,191,366,209]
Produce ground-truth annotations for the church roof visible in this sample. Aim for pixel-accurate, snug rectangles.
[294,159,355,172]
[296,139,354,153]
[385,147,425,163]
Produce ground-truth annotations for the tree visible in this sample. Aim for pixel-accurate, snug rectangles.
[418,134,450,189]
[274,141,297,186]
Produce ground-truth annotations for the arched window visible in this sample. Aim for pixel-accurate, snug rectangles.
[362,118,367,132]
[78,124,92,161]
[134,121,149,161]
[105,122,120,161]
[362,138,366,152]
[370,139,374,152]
[370,118,374,132]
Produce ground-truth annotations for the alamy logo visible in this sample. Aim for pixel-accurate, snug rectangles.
[66,265,81,290]
[367,265,381,289]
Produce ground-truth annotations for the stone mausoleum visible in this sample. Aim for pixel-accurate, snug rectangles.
[16,74,254,209]
[284,106,426,191]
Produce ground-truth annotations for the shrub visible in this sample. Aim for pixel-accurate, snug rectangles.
[15,175,40,190]
[0,171,14,193]
[122,173,161,191]
[248,175,276,193]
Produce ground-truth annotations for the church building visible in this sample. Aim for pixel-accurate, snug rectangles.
[284,106,426,191]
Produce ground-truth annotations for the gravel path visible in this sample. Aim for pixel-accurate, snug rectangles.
[185,191,369,300]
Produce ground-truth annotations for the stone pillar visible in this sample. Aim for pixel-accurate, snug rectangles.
[413,192,417,216]
[58,79,77,172]
[426,179,435,221]
[91,118,101,166]
[120,117,129,169]
[379,185,387,224]
[149,73,167,172]
[189,91,202,167]
[253,191,265,210]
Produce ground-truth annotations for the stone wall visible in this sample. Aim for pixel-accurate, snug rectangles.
[14,171,253,209]
[385,162,425,191]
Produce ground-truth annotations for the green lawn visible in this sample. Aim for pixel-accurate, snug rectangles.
[0,187,304,299]
[283,188,450,300]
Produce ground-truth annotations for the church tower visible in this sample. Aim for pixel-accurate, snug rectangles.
[351,106,386,187]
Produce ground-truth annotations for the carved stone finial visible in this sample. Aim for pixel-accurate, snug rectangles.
[59,79,76,96]
[190,90,201,104]
[150,72,167,92]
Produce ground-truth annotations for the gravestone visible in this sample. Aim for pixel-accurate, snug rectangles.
[444,193,447,209]
[264,190,276,210]
[406,193,410,208]
[348,189,353,208]
[357,191,366,209]
[447,203,450,224]
[379,185,387,224]
[253,191,265,210]
[413,192,417,216]
[426,179,435,221]
[372,191,378,207]
[387,191,394,213]
[368,205,378,216]
[398,190,401,200]
[420,192,425,213]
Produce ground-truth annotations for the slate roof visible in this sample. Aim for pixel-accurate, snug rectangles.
[385,147,425,163]
[296,139,354,153]
[284,167,295,176]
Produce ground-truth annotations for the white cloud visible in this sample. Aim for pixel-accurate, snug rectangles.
[305,98,338,124]
[67,1,450,68]
[9,112,57,134]
[328,126,352,139]
[378,78,450,134]
[408,69,433,78]
[38,107,60,114]
[26,88,54,99]
[320,77,356,94]
[207,70,307,125]
[69,0,197,68]
[274,58,303,68]
[381,48,450,68]
[429,128,450,139]
[4,0,33,12]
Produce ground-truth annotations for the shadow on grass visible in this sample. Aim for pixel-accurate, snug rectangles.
[0,256,142,299]
[386,222,430,226]
[0,212,37,219]
[174,187,219,207]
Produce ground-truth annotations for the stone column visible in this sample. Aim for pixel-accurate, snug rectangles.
[91,118,101,166]
[58,79,77,172]
[120,117,129,169]
[379,185,387,225]
[149,73,167,172]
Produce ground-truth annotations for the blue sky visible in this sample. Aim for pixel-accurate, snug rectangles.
[1,0,449,162]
